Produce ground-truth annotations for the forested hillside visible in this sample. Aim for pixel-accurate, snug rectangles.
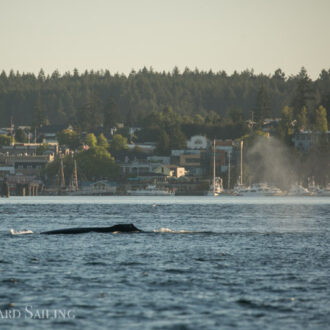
[0,67,329,130]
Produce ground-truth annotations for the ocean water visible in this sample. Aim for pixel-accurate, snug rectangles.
[0,196,330,329]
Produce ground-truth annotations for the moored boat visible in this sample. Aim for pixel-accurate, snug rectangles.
[234,183,284,196]
[207,177,224,196]
[127,185,174,196]
[287,184,313,196]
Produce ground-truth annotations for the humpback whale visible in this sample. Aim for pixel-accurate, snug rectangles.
[40,224,142,235]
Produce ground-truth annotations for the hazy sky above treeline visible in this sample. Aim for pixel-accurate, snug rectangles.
[1,0,329,80]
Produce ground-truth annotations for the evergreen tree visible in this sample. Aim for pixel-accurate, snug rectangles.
[0,66,329,133]
[296,106,308,131]
[156,130,170,155]
[291,67,315,119]
[15,128,27,143]
[85,133,97,148]
[278,106,294,145]
[254,86,270,125]
[109,134,128,152]
[57,129,80,149]
[97,133,109,148]
[0,135,11,146]
[103,98,120,133]
[76,146,119,181]
[33,92,48,129]
[315,105,328,133]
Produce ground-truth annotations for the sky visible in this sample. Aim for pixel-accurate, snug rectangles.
[1,0,329,80]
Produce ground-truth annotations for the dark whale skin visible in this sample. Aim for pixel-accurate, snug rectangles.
[40,224,142,235]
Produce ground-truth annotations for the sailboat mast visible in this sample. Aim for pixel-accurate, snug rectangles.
[213,139,216,194]
[240,140,243,186]
[74,159,78,191]
[60,159,65,189]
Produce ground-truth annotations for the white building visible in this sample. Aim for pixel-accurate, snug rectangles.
[186,135,208,149]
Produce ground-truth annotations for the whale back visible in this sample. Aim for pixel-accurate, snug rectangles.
[41,223,142,235]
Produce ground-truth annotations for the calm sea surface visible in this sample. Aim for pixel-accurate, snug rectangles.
[0,196,330,329]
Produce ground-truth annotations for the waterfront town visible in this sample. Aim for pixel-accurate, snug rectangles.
[0,120,329,197]
[0,67,329,197]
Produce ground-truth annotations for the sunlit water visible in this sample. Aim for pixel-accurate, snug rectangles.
[1,196,330,329]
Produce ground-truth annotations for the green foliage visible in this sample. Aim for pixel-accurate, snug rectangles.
[0,67,323,130]
[0,134,11,146]
[277,106,294,144]
[33,92,49,128]
[76,146,119,180]
[291,67,315,118]
[103,98,120,133]
[296,106,308,131]
[42,155,74,186]
[205,111,221,125]
[36,143,50,155]
[227,108,244,123]
[97,133,109,148]
[156,130,170,155]
[77,90,102,132]
[85,133,97,148]
[168,126,186,150]
[116,126,131,140]
[56,129,80,149]
[315,106,328,133]
[15,128,27,143]
[135,127,161,142]
[254,86,270,124]
[109,134,128,152]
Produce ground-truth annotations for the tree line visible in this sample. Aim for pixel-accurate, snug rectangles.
[0,67,329,131]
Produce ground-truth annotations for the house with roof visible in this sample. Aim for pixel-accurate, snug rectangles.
[171,149,206,176]
[38,124,73,143]
[153,165,186,178]
[0,154,54,176]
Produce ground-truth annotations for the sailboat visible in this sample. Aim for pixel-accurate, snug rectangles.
[58,157,79,195]
[207,139,223,196]
[67,159,79,193]
[57,158,66,195]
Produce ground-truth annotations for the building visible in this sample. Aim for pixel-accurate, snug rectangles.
[171,149,206,176]
[147,156,170,165]
[38,124,73,143]
[0,154,54,176]
[127,142,156,154]
[154,165,186,178]
[186,135,208,149]
[120,160,155,176]
[0,166,15,176]
[214,139,234,173]
[0,143,58,156]
[292,131,330,152]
